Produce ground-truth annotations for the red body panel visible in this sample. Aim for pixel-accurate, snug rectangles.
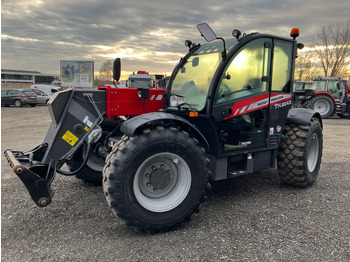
[98,86,166,118]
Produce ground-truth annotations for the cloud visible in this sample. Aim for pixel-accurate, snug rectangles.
[1,0,349,78]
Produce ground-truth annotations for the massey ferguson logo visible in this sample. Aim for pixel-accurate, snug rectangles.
[270,95,284,103]
[225,93,293,119]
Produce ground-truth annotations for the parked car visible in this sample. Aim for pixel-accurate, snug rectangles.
[30,84,62,95]
[27,88,52,104]
[1,89,38,107]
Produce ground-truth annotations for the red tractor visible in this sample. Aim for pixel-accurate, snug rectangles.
[294,77,345,118]
[5,24,323,233]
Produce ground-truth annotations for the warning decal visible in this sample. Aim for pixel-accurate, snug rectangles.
[62,130,79,146]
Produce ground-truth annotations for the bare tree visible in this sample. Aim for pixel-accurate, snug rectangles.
[94,76,103,87]
[99,59,113,84]
[312,20,350,78]
[295,50,315,80]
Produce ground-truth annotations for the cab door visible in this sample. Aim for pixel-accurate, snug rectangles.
[211,37,294,152]
[211,38,272,152]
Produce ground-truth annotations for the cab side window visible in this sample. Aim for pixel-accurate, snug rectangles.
[214,38,271,105]
[271,40,293,92]
[316,81,326,92]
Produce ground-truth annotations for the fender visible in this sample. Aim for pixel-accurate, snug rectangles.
[314,91,336,104]
[287,108,323,127]
[120,112,210,151]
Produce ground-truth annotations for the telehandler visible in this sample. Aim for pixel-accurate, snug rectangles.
[5,23,323,233]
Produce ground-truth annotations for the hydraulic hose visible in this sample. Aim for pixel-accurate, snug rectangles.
[56,127,102,176]
[56,142,92,176]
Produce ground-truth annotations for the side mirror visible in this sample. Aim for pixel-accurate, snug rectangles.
[297,43,304,50]
[197,23,217,42]
[113,58,121,81]
[197,23,227,59]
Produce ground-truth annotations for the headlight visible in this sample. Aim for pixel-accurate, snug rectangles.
[169,94,187,107]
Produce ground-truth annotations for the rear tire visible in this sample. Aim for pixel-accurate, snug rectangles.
[277,117,323,187]
[103,126,210,233]
[307,95,334,118]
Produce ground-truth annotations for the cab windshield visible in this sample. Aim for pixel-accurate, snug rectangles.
[129,78,153,89]
[170,38,237,111]
[311,80,342,99]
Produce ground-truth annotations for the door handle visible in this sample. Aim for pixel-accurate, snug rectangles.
[222,107,233,117]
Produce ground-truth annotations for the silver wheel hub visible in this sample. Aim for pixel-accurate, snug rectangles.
[314,100,330,115]
[307,133,319,172]
[149,168,171,190]
[134,152,191,212]
[86,144,106,172]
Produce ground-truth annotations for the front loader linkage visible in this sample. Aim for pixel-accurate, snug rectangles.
[4,145,54,207]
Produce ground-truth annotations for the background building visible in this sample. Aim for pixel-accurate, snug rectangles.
[1,69,60,88]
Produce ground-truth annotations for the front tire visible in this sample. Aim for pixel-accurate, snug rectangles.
[277,117,323,187]
[103,126,210,233]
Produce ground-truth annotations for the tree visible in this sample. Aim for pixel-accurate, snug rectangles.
[94,76,102,87]
[312,20,350,78]
[295,50,315,80]
[99,59,113,84]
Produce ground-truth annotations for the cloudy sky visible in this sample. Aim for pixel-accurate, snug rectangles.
[1,0,349,80]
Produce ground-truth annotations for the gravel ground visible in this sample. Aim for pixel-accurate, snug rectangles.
[1,106,350,261]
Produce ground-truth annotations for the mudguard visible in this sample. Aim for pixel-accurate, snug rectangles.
[120,112,210,151]
[287,108,323,127]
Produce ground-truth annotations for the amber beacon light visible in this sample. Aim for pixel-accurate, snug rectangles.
[290,28,300,39]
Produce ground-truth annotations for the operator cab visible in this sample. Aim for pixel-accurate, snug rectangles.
[166,23,300,159]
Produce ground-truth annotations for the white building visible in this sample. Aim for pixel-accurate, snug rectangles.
[1,69,60,84]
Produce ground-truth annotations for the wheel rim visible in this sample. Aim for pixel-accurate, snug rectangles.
[307,133,319,172]
[134,152,191,212]
[313,100,330,116]
[15,100,21,107]
[85,131,109,172]
[86,148,105,172]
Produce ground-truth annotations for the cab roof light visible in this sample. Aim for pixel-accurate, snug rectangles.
[290,28,300,40]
